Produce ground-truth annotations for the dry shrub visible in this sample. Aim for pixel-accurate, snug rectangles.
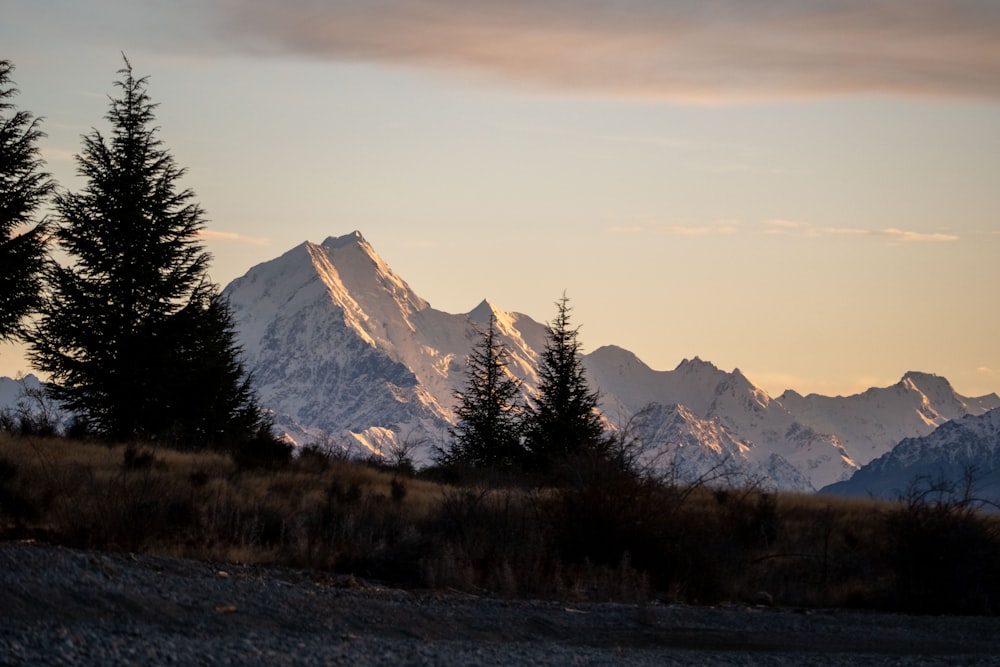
[3,433,1000,615]
[880,478,1000,615]
[743,493,890,608]
[418,485,550,595]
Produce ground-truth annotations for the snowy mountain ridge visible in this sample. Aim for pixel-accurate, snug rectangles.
[218,231,1000,491]
[3,230,996,493]
[222,233,546,451]
[821,407,1000,502]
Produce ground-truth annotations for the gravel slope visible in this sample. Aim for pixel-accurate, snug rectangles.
[2,541,1000,666]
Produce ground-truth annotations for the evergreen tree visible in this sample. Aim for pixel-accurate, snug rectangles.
[524,293,606,470]
[144,284,265,448]
[0,60,54,343]
[444,312,526,470]
[29,58,264,445]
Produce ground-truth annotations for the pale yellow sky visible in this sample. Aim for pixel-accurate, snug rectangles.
[3,1,999,398]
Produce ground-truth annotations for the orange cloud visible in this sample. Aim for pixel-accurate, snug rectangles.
[206,1,1000,103]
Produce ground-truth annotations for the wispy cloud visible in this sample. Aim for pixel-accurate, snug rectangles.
[610,219,740,236]
[764,219,959,242]
[876,228,960,243]
[201,0,1000,103]
[198,229,271,246]
[763,219,806,231]
[659,225,715,237]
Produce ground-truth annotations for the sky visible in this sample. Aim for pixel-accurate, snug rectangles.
[2,0,999,399]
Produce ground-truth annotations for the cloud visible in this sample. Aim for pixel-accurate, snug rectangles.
[610,219,740,236]
[763,220,959,242]
[764,219,806,231]
[875,228,960,243]
[201,0,1000,103]
[198,229,271,246]
[659,225,714,237]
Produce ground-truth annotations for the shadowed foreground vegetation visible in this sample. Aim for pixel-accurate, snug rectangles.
[2,432,999,616]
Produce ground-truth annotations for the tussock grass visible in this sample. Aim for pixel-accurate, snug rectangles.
[2,432,999,614]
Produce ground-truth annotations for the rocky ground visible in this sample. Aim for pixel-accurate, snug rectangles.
[2,541,1000,665]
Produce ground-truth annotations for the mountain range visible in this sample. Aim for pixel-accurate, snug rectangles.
[822,407,1000,503]
[1,231,994,493]
[219,231,1000,491]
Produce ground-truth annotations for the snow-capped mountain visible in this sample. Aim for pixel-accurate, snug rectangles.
[821,408,1000,503]
[0,374,68,430]
[620,401,813,491]
[584,346,857,490]
[4,230,995,493]
[223,232,545,454]
[0,374,46,413]
[586,349,998,490]
[777,373,1000,470]
[219,231,999,492]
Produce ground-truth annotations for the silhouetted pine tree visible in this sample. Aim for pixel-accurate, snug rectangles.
[444,312,526,470]
[29,58,266,446]
[0,60,54,343]
[144,284,266,448]
[524,293,606,471]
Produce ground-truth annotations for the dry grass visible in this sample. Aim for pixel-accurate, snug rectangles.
[2,432,999,614]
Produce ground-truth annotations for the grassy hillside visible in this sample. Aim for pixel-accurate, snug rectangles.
[1,432,998,614]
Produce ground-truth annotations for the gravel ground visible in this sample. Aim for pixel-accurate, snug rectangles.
[2,541,1000,666]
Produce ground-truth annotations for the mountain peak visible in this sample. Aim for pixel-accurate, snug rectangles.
[466,299,528,342]
[900,370,949,387]
[897,371,956,401]
[589,345,648,369]
[675,356,721,374]
[468,298,499,323]
[321,230,367,250]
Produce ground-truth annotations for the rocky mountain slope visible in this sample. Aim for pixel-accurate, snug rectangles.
[821,407,1000,502]
[220,231,999,491]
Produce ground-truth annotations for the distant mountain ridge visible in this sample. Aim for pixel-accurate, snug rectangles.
[3,231,996,493]
[218,231,999,491]
[821,407,1000,503]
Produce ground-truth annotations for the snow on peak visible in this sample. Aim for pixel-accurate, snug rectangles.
[898,371,954,401]
[310,233,430,318]
[0,374,45,406]
[465,298,529,344]
[320,230,367,249]
[589,345,648,370]
[822,406,1000,501]
[675,356,720,374]
[468,298,499,324]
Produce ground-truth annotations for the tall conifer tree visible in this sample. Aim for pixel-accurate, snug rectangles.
[444,312,526,470]
[29,58,264,445]
[524,293,606,470]
[0,60,54,344]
